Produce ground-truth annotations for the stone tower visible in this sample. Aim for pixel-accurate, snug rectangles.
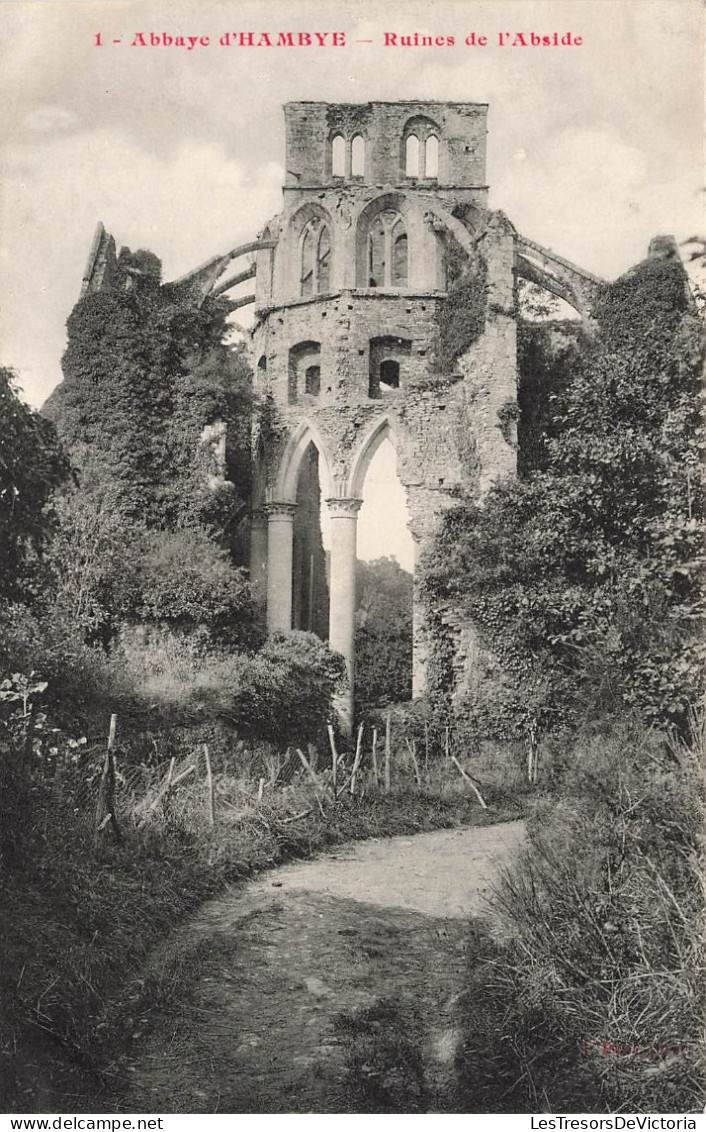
[248,100,523,727]
[76,101,601,729]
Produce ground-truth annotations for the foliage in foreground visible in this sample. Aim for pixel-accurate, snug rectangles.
[355,557,413,717]
[49,253,253,542]
[0,368,70,604]
[456,722,705,1114]
[0,676,514,1113]
[425,255,704,736]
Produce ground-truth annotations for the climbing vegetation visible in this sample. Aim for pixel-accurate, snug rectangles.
[425,255,704,738]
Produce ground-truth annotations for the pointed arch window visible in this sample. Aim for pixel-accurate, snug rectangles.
[405,135,420,177]
[351,134,365,176]
[331,134,345,177]
[300,219,331,297]
[425,135,439,178]
[367,210,408,288]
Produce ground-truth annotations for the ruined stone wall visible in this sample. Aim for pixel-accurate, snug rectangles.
[283,101,488,192]
[253,100,519,706]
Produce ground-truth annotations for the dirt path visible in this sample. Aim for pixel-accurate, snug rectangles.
[121,821,525,1114]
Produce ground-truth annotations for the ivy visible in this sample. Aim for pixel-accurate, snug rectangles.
[51,253,253,547]
[435,254,488,372]
[425,257,705,735]
[0,368,70,604]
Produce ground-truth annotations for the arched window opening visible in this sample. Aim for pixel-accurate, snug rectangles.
[354,433,414,711]
[317,225,331,293]
[331,134,345,177]
[405,135,420,177]
[301,225,315,298]
[305,365,321,397]
[293,442,329,640]
[392,230,408,287]
[368,336,411,398]
[425,135,439,178]
[289,341,321,404]
[367,210,407,289]
[368,215,386,287]
[300,219,331,297]
[351,134,365,176]
[380,360,400,392]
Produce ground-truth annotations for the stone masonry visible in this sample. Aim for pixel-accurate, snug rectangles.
[79,100,604,731]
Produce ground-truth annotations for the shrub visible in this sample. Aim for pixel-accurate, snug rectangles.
[425,256,705,736]
[127,527,258,649]
[455,722,705,1113]
[0,367,70,603]
[187,631,346,746]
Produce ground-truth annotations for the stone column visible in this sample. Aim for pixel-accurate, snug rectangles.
[326,497,362,732]
[249,511,268,604]
[265,502,297,633]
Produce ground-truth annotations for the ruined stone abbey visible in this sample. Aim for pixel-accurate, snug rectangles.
[81,101,605,727]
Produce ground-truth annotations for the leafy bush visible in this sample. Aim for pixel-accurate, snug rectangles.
[425,256,705,735]
[127,527,258,648]
[0,367,69,603]
[0,603,139,736]
[355,558,413,716]
[455,722,705,1113]
[185,631,346,745]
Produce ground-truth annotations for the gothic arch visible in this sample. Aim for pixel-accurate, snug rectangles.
[284,201,333,300]
[401,114,441,178]
[355,193,412,289]
[274,420,335,503]
[347,414,401,498]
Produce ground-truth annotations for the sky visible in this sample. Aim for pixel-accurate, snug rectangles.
[0,0,703,566]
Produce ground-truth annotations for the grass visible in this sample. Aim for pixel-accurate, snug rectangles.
[0,729,523,1113]
[453,723,706,1114]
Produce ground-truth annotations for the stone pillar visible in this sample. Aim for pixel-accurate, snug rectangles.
[265,502,297,633]
[249,511,268,603]
[326,497,362,732]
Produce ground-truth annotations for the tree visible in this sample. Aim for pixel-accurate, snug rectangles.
[425,255,704,735]
[50,251,253,547]
[0,368,70,604]
[355,557,413,715]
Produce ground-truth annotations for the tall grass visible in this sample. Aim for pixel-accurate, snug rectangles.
[0,716,520,1113]
[455,721,705,1113]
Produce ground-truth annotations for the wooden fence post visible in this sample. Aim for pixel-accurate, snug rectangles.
[450,754,488,809]
[384,711,391,794]
[327,724,339,790]
[371,728,379,788]
[94,714,121,848]
[203,744,216,827]
[350,724,364,795]
[405,738,422,788]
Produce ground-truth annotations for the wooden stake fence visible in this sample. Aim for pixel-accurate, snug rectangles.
[384,712,391,793]
[327,724,339,790]
[350,724,364,795]
[203,744,216,827]
[405,738,422,788]
[94,714,122,848]
[451,754,488,809]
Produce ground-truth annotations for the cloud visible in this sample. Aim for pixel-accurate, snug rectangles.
[1,0,702,407]
[24,105,79,134]
[0,127,283,405]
